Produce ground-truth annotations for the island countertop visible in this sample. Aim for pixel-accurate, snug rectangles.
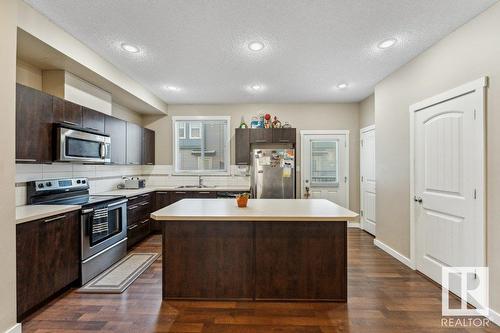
[151,198,358,222]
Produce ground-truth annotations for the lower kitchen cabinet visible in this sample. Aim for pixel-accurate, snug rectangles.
[153,192,171,233]
[127,193,153,248]
[16,211,80,321]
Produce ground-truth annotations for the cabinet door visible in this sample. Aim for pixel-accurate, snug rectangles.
[143,128,155,165]
[155,192,171,210]
[249,128,273,144]
[192,191,217,198]
[16,211,79,321]
[170,191,191,203]
[52,97,82,127]
[104,116,126,164]
[82,107,105,133]
[235,128,250,165]
[273,128,296,144]
[16,84,53,163]
[126,122,143,165]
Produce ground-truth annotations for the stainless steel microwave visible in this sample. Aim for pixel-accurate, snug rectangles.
[55,124,111,163]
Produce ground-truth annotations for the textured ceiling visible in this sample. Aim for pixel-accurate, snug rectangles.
[24,0,497,104]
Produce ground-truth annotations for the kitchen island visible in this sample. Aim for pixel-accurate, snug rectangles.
[151,199,357,301]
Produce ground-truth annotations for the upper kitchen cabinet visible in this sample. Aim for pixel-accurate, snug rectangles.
[82,107,105,133]
[143,128,155,165]
[104,116,127,164]
[16,84,54,163]
[249,128,273,144]
[272,128,296,144]
[126,122,143,165]
[235,128,250,165]
[52,97,82,127]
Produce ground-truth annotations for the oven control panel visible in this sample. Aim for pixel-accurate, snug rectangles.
[34,177,88,192]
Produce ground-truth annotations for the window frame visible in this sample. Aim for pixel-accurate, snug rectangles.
[189,122,202,139]
[178,122,186,139]
[172,116,231,175]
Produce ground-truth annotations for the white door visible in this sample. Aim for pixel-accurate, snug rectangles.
[301,131,349,208]
[360,126,376,235]
[413,82,485,295]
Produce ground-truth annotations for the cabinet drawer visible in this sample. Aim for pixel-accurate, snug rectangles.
[250,128,273,144]
[127,219,150,248]
[192,191,217,198]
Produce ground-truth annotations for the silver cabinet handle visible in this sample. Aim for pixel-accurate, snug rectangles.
[156,191,169,194]
[199,192,210,194]
[175,192,187,194]
[128,224,138,230]
[279,139,289,143]
[140,194,150,197]
[129,196,139,200]
[128,205,138,210]
[255,139,267,143]
[82,208,94,214]
[63,120,79,126]
[43,215,66,223]
[140,219,149,225]
[139,202,149,206]
[85,127,100,132]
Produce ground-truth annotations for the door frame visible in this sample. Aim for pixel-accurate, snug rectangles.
[360,125,375,234]
[299,130,350,208]
[409,77,487,270]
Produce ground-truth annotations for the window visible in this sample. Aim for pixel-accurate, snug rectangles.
[178,122,186,139]
[189,122,201,139]
[310,140,339,186]
[173,116,230,174]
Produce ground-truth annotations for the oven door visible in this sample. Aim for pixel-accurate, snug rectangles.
[81,199,127,260]
[57,126,111,163]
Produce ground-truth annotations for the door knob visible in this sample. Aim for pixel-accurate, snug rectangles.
[414,196,423,203]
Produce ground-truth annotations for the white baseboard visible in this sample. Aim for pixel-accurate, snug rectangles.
[348,222,360,228]
[489,307,500,327]
[373,238,415,269]
[4,323,21,333]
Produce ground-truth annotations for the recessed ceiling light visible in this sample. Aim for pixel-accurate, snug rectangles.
[377,38,397,49]
[337,83,348,89]
[248,41,265,52]
[121,43,140,53]
[165,86,181,92]
[251,84,262,91]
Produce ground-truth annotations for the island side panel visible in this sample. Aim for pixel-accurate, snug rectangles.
[255,221,347,301]
[162,221,254,300]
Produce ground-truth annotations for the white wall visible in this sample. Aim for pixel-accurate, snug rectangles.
[375,1,500,315]
[144,103,361,213]
[0,0,18,331]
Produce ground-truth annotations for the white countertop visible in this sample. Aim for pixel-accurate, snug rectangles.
[97,186,250,198]
[16,205,81,224]
[151,199,358,222]
[16,186,250,224]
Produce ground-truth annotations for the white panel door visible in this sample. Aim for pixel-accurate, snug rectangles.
[360,127,376,235]
[414,91,481,294]
[301,132,349,208]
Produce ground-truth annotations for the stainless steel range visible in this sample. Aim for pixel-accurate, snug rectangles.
[27,177,128,285]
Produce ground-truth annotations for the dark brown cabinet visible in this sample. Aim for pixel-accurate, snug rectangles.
[82,107,105,133]
[104,116,127,164]
[16,211,80,321]
[272,128,296,144]
[143,128,155,165]
[249,128,273,144]
[126,122,143,165]
[235,128,250,165]
[192,191,217,199]
[153,191,170,232]
[127,193,153,248]
[170,191,191,203]
[52,97,82,127]
[16,84,54,163]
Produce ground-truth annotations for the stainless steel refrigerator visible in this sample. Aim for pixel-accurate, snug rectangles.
[251,148,295,199]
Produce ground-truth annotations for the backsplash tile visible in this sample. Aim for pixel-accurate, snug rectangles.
[15,164,250,206]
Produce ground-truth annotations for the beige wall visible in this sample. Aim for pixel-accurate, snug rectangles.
[0,0,18,331]
[375,2,500,314]
[359,94,375,128]
[144,103,361,213]
[16,58,42,90]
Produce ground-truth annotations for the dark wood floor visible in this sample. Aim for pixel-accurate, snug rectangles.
[22,229,499,332]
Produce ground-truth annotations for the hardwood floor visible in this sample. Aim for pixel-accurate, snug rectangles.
[22,229,499,332]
